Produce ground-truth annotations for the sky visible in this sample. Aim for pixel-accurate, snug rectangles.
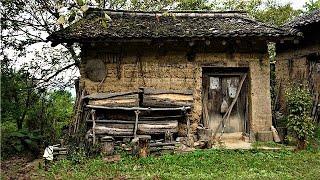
[281,0,309,9]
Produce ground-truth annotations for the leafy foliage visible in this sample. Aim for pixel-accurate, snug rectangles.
[1,129,43,159]
[285,85,315,149]
[304,0,320,12]
[1,66,74,158]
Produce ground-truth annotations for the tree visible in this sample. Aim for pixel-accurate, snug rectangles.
[1,0,81,90]
[210,0,301,26]
[304,0,320,12]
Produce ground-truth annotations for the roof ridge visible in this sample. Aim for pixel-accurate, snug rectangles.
[240,15,288,33]
[86,8,248,17]
[284,9,320,28]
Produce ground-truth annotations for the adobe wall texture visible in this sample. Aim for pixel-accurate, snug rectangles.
[80,45,272,135]
[275,44,320,112]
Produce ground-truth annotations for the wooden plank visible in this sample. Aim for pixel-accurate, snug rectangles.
[94,126,178,135]
[94,121,178,129]
[140,115,184,120]
[202,75,210,128]
[139,128,178,134]
[87,120,179,124]
[150,142,177,147]
[95,126,134,135]
[214,73,247,139]
[92,110,96,144]
[86,105,191,111]
[83,91,140,100]
[150,146,175,152]
[88,99,139,107]
[143,88,193,95]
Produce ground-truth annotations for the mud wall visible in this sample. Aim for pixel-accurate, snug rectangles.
[80,44,272,134]
[275,44,320,112]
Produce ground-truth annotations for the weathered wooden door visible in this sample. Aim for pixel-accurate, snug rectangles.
[202,74,248,133]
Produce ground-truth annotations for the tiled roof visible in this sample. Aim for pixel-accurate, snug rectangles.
[48,8,297,43]
[284,9,320,29]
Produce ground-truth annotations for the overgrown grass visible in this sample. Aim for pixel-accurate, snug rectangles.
[40,149,320,179]
[252,141,287,148]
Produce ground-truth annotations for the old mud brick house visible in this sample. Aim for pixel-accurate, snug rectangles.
[276,10,320,123]
[48,9,298,145]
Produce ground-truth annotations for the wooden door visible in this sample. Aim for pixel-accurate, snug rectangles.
[202,74,248,133]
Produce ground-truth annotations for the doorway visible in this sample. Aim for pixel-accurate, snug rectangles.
[202,67,249,134]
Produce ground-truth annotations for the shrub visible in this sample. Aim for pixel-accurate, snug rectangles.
[1,127,43,159]
[285,85,314,149]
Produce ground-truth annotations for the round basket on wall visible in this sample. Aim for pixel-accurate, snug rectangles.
[85,59,106,82]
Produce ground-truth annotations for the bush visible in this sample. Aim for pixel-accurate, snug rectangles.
[1,126,43,159]
[285,85,314,149]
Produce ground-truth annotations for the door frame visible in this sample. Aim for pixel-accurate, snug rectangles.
[201,67,250,134]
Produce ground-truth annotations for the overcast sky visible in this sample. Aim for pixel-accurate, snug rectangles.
[278,0,308,9]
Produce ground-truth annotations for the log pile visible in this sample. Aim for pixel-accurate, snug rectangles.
[82,88,193,154]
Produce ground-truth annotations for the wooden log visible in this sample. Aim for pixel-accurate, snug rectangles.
[88,99,139,107]
[134,110,140,138]
[101,136,115,156]
[140,115,184,120]
[150,146,175,152]
[52,147,67,151]
[88,94,139,107]
[142,99,192,107]
[143,88,193,95]
[83,91,140,100]
[86,105,191,111]
[139,128,178,135]
[139,121,178,129]
[92,110,96,144]
[53,151,67,155]
[73,90,85,134]
[88,119,178,125]
[94,126,178,135]
[138,135,151,157]
[95,126,134,135]
[150,142,177,147]
[142,93,193,107]
[94,120,178,129]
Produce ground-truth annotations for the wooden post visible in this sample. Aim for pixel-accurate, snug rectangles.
[138,87,144,107]
[134,110,140,138]
[91,109,96,145]
[138,135,151,157]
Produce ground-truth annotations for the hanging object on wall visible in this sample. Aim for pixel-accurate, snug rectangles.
[85,59,106,82]
[210,77,220,90]
[227,78,239,98]
[220,99,229,114]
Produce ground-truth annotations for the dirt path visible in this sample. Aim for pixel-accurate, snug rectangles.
[1,156,42,180]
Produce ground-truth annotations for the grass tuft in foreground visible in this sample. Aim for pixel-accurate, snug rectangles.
[39,149,320,179]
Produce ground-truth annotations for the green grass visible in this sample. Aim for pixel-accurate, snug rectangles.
[39,149,320,179]
[252,141,288,148]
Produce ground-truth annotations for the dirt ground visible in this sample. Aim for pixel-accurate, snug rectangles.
[1,156,42,180]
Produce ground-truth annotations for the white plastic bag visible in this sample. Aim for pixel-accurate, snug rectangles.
[43,146,54,161]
